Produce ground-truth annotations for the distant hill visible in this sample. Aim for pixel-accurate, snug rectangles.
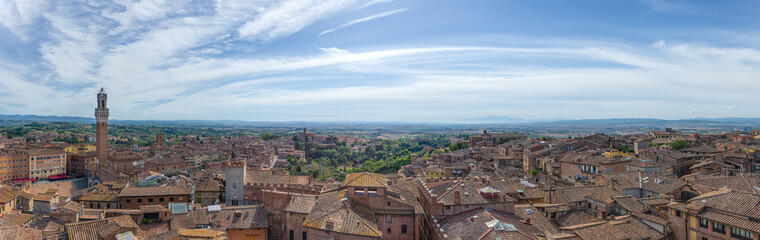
[1,114,759,130]
[0,114,94,124]
[458,116,531,124]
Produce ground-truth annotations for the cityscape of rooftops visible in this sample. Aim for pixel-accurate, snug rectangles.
[1,1,759,240]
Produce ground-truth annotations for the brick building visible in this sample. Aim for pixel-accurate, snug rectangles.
[67,151,95,178]
[117,185,191,209]
[668,188,760,240]
[27,148,67,180]
[0,152,28,181]
[304,173,423,240]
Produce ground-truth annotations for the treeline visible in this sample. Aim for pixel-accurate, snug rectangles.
[286,135,451,181]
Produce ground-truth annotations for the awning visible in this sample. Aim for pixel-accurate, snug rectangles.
[48,174,70,180]
[11,178,37,183]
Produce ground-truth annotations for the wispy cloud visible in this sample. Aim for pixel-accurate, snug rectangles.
[359,0,394,9]
[319,8,407,36]
[238,0,360,41]
[0,0,758,121]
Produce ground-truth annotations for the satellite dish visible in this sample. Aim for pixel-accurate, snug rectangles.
[132,162,138,167]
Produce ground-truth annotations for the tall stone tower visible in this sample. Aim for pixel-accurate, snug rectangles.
[95,88,109,164]
[225,161,247,206]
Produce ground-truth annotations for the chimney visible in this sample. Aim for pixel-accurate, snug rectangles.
[454,191,461,205]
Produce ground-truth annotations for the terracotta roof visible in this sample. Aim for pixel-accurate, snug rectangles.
[436,208,544,240]
[140,205,170,213]
[600,172,685,195]
[244,170,312,185]
[0,226,42,240]
[65,216,138,240]
[78,192,120,202]
[515,205,560,234]
[55,201,84,213]
[195,179,223,192]
[177,229,223,238]
[612,195,646,213]
[638,197,671,206]
[208,205,267,229]
[555,186,618,203]
[683,145,721,154]
[426,180,516,206]
[344,172,387,188]
[170,209,210,230]
[554,210,597,227]
[0,186,20,203]
[685,188,760,232]
[65,219,108,240]
[284,194,317,214]
[117,185,190,197]
[303,190,382,238]
[0,213,34,227]
[562,216,664,240]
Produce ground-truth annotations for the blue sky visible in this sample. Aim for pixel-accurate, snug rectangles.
[0,0,759,122]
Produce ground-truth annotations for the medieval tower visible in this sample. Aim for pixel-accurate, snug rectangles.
[95,88,109,164]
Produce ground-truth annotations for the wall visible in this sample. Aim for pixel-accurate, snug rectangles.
[226,228,267,240]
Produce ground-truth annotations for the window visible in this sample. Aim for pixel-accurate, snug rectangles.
[702,237,708,240]
[289,230,294,240]
[302,231,307,240]
[402,225,407,234]
[159,198,164,202]
[699,218,708,228]
[170,197,174,202]
[386,215,392,224]
[137,198,143,203]
[445,206,451,210]
[126,199,131,203]
[674,210,682,217]
[368,188,378,196]
[148,198,154,202]
[387,201,391,206]
[713,222,725,234]
[387,228,391,233]
[732,227,754,240]
[354,189,364,196]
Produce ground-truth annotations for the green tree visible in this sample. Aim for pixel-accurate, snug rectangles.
[448,142,468,151]
[670,140,687,150]
[260,132,277,140]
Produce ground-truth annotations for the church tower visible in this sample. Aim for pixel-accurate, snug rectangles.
[95,88,109,164]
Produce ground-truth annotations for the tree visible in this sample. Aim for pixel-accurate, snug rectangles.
[448,142,468,152]
[670,140,687,150]
[260,132,277,140]
[540,136,548,141]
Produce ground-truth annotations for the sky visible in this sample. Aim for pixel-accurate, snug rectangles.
[0,0,759,122]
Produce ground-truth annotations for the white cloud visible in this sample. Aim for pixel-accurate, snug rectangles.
[0,0,50,41]
[319,8,407,36]
[359,0,394,8]
[238,0,359,41]
[725,106,737,114]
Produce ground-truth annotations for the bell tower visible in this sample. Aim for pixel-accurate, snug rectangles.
[95,88,109,164]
